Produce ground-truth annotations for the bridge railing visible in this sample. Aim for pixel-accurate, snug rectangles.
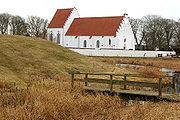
[70,72,176,96]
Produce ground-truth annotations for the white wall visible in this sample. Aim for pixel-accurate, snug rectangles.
[69,48,175,57]
[65,36,118,49]
[116,16,135,50]
[47,28,64,45]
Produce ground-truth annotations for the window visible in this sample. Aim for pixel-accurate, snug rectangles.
[109,39,111,45]
[96,40,100,48]
[83,40,87,48]
[124,38,126,42]
[57,32,60,44]
[50,32,53,41]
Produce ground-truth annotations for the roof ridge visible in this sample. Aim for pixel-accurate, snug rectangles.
[75,16,124,19]
[57,8,74,10]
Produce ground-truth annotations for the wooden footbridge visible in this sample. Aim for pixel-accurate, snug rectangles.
[70,72,180,101]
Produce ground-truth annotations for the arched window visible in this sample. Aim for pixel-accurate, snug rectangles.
[96,40,100,48]
[109,39,111,45]
[57,32,60,44]
[83,40,87,48]
[50,32,53,41]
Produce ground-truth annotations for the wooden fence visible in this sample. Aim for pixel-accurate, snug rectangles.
[70,72,176,96]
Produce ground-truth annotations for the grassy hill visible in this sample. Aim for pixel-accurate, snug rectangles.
[0,34,115,87]
[0,35,179,120]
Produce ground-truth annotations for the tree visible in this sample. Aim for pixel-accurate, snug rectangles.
[9,15,28,35]
[174,19,180,46]
[162,19,176,50]
[143,15,167,50]
[39,19,48,39]
[130,18,145,49]
[0,13,11,34]
[27,16,48,38]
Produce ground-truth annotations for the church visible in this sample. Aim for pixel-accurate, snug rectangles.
[47,8,135,50]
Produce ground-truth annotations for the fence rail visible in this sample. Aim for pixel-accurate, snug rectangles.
[70,72,176,96]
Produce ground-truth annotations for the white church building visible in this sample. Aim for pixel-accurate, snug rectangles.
[47,8,175,57]
[47,8,135,50]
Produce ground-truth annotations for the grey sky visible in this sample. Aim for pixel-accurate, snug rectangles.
[0,0,179,21]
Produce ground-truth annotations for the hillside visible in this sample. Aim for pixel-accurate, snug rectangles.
[0,34,116,87]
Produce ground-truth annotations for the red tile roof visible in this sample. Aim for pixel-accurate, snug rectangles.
[48,8,73,28]
[66,16,124,37]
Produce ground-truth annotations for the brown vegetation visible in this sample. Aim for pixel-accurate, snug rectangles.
[0,81,180,120]
[0,35,179,119]
[94,57,180,69]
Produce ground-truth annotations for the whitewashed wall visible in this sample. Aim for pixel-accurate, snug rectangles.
[116,16,135,50]
[69,48,175,57]
[47,28,64,45]
[64,36,117,48]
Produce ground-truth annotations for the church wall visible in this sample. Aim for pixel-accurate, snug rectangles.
[116,16,135,50]
[64,36,118,49]
[64,36,78,47]
[47,28,64,45]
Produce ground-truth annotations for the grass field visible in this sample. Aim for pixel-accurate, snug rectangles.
[0,35,179,120]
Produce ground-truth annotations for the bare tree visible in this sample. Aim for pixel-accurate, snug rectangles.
[0,13,11,34]
[130,18,145,49]
[9,15,28,35]
[142,15,168,50]
[174,19,180,46]
[40,19,48,39]
[162,19,176,50]
[27,16,48,38]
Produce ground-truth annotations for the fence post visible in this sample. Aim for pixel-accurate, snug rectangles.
[124,74,127,90]
[110,74,113,92]
[158,78,162,96]
[172,76,176,94]
[71,73,74,88]
[85,73,88,86]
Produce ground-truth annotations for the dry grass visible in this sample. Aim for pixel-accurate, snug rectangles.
[0,81,179,120]
[0,35,179,120]
[0,34,116,88]
[94,57,180,69]
[93,56,177,84]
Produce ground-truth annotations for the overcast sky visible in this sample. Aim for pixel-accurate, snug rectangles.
[0,0,180,21]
